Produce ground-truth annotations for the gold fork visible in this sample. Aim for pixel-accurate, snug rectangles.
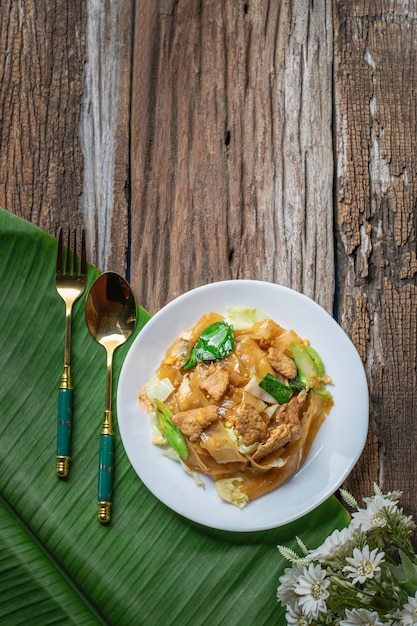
[55,228,87,478]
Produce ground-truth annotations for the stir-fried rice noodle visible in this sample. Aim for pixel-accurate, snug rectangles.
[139,311,333,508]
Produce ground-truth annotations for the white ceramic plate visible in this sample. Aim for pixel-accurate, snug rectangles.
[117,280,368,532]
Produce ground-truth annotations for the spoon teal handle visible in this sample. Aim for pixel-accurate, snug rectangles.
[56,387,73,477]
[97,411,114,523]
[85,271,137,523]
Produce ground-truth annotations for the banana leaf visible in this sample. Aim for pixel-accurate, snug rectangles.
[0,207,350,625]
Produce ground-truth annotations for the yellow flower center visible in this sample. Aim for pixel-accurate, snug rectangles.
[358,559,374,576]
[311,581,325,600]
[370,513,385,527]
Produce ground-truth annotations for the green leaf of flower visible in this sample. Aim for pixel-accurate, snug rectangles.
[389,549,417,595]
[339,488,359,510]
[277,545,310,565]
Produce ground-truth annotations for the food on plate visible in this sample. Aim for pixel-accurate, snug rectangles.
[139,308,333,508]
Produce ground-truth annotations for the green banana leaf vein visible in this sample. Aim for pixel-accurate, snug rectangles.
[0,208,350,625]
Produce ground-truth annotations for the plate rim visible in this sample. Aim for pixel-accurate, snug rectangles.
[117,279,369,532]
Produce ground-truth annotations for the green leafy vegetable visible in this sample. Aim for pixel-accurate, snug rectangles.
[183,321,234,370]
[259,373,293,404]
[305,346,325,376]
[290,341,332,400]
[289,341,316,385]
[153,398,189,460]
[226,307,267,330]
[287,375,306,391]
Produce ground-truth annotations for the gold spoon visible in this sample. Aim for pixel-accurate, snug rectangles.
[85,271,137,523]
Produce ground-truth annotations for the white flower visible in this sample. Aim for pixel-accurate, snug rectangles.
[285,604,312,625]
[383,489,402,502]
[308,526,353,562]
[277,562,305,609]
[343,544,385,584]
[340,608,385,625]
[366,486,402,504]
[294,563,329,619]
[351,495,398,531]
[397,591,417,625]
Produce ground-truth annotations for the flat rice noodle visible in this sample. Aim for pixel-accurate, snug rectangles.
[221,352,249,386]
[185,441,247,479]
[186,438,300,500]
[240,390,267,412]
[176,388,210,411]
[299,413,326,465]
[182,391,330,499]
[229,370,248,387]
[238,452,301,500]
[299,393,333,464]
[234,318,283,343]
[165,336,188,360]
[234,336,274,379]
[155,361,183,387]
[184,442,213,473]
[273,329,303,356]
[188,367,206,390]
[158,336,188,372]
[292,393,316,451]
[148,311,334,505]
[199,421,247,464]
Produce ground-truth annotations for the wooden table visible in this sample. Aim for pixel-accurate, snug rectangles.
[1,1,416,537]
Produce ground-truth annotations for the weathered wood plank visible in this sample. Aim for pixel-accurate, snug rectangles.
[7,0,416,530]
[80,0,134,274]
[0,1,85,231]
[334,1,417,518]
[130,0,334,315]
[0,0,133,276]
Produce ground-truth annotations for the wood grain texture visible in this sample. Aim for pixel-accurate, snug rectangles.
[0,0,134,274]
[130,0,334,315]
[4,0,417,536]
[334,1,417,517]
[0,0,85,232]
[80,0,134,274]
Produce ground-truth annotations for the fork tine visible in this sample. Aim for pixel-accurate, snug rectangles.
[55,225,87,479]
[57,228,63,273]
[80,230,87,276]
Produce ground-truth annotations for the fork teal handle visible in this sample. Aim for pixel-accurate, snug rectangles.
[56,387,73,477]
[97,429,114,523]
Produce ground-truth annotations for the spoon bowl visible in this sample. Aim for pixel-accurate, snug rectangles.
[86,271,137,523]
